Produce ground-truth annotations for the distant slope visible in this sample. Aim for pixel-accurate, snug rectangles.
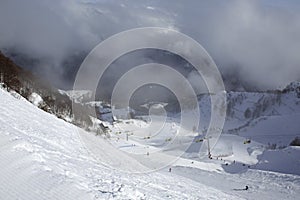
[194,85,300,143]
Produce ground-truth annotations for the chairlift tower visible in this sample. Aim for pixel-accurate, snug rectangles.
[204,136,212,159]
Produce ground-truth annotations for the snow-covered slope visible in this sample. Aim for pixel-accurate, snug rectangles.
[1,86,300,199]
[0,88,242,199]
[194,83,300,146]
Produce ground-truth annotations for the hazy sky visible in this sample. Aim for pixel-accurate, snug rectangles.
[0,0,299,90]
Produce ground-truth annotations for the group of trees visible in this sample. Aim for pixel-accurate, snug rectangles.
[0,51,94,131]
[290,137,300,146]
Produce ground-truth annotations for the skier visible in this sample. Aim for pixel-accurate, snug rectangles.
[169,168,172,172]
[233,185,249,191]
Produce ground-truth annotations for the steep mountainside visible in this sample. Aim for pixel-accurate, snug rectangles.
[0,51,93,130]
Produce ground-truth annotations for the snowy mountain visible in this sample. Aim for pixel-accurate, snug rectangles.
[1,0,300,198]
[1,50,300,199]
[0,88,238,199]
[1,82,300,199]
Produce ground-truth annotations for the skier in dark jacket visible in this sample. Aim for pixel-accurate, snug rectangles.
[234,185,249,191]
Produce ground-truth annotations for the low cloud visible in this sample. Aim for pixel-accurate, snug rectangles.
[0,0,299,91]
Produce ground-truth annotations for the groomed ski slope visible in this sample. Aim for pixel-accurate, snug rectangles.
[0,88,299,199]
[0,88,238,199]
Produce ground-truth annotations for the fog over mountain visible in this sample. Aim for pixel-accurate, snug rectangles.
[0,0,300,91]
